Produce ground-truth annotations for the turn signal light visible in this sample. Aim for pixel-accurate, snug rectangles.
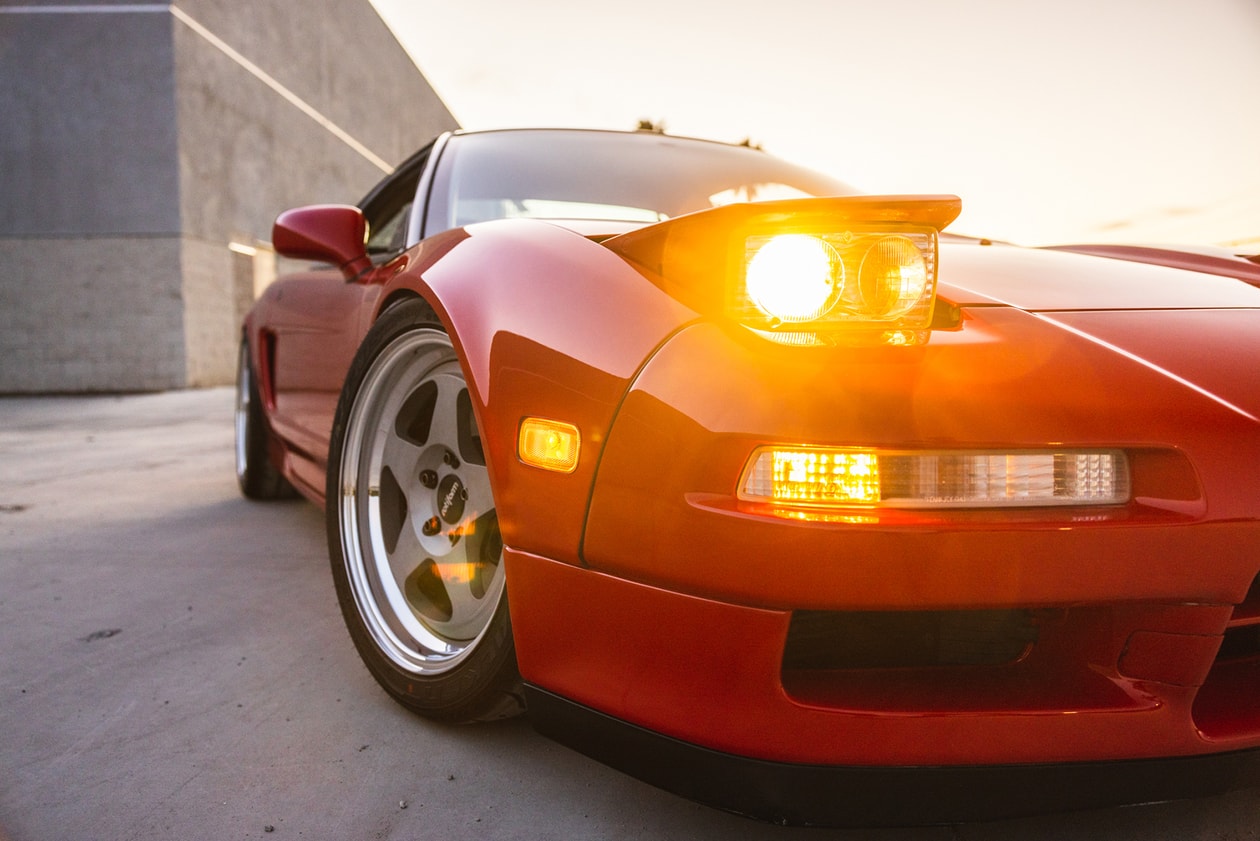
[740,447,1129,509]
[518,418,580,473]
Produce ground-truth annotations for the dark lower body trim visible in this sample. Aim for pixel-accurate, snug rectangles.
[524,685,1260,826]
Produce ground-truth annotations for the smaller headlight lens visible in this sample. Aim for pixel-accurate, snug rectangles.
[856,236,929,318]
[745,234,843,323]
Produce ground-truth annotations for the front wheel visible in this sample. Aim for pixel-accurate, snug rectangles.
[326,300,523,722]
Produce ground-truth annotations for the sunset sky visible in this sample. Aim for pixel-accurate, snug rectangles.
[369,0,1260,248]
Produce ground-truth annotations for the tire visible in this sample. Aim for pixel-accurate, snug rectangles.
[326,299,523,723]
[235,338,296,500]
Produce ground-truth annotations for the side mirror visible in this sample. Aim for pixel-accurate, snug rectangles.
[272,204,372,281]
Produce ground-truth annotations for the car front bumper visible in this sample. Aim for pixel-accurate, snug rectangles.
[506,545,1260,823]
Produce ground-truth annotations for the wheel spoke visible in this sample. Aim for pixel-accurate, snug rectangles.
[378,424,423,492]
[441,509,503,634]
[426,372,465,456]
[383,517,425,595]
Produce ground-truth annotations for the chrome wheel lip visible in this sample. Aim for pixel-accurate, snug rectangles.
[337,328,505,676]
[234,342,250,482]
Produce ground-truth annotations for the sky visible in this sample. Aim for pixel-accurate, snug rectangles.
[369,0,1260,248]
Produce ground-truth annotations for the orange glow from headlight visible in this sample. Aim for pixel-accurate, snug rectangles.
[436,561,480,584]
[518,418,580,473]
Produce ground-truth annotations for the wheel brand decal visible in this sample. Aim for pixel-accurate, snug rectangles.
[437,473,467,524]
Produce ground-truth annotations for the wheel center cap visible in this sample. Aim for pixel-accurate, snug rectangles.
[437,474,467,524]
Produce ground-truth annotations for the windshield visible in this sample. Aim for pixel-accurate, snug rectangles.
[423,129,857,235]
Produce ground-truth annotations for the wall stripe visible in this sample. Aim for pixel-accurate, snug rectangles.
[0,5,168,13]
[169,6,392,173]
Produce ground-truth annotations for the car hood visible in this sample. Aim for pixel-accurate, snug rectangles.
[937,241,1260,311]
[936,242,1260,422]
[1029,308,1260,421]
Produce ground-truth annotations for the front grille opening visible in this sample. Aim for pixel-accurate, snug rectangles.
[1216,624,1260,661]
[782,606,1149,714]
[1229,574,1260,624]
[1193,574,1260,740]
[783,609,1038,671]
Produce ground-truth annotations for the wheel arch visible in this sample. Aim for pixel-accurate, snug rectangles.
[375,288,432,323]
[373,219,699,565]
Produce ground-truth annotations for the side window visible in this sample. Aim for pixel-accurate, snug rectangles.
[359,144,431,261]
[365,200,412,256]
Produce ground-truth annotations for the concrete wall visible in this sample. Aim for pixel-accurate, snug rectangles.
[0,6,181,237]
[0,0,457,392]
[0,238,187,391]
[0,6,184,392]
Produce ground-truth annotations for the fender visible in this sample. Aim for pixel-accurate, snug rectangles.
[376,218,698,565]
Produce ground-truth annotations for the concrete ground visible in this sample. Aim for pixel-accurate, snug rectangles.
[1,387,1258,841]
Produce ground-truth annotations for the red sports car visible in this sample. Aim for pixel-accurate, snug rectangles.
[236,128,1260,825]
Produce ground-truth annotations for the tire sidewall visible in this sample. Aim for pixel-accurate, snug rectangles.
[236,337,291,499]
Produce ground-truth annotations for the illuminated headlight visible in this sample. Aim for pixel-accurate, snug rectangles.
[745,234,844,323]
[740,447,1129,509]
[734,229,938,339]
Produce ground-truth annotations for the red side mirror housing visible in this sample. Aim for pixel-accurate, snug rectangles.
[272,204,372,280]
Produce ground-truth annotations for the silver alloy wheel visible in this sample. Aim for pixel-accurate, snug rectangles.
[234,342,250,483]
[336,328,504,675]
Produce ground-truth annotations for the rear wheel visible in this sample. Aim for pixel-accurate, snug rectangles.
[235,338,294,500]
[326,300,522,722]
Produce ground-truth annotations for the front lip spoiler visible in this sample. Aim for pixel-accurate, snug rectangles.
[524,685,1260,827]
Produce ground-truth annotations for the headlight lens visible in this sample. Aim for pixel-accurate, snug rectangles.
[857,235,928,318]
[740,447,1130,509]
[745,234,844,323]
[734,227,938,342]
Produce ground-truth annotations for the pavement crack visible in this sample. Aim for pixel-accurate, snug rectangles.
[80,628,123,643]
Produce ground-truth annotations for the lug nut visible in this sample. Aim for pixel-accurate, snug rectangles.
[443,450,460,469]
[421,516,441,536]
[419,469,438,489]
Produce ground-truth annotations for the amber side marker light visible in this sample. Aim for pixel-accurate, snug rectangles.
[739,447,1129,509]
[518,418,580,473]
